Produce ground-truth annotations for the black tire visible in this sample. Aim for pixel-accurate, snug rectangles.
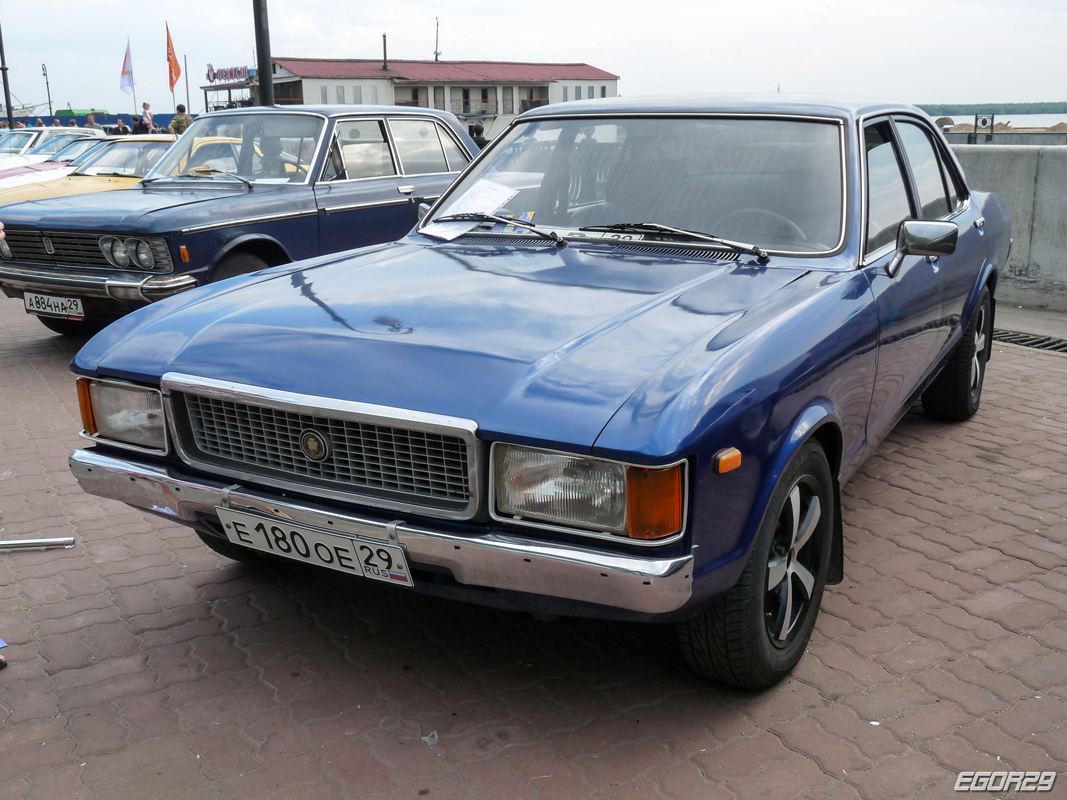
[922,287,991,422]
[195,528,277,565]
[36,315,105,337]
[677,441,834,689]
[209,252,269,284]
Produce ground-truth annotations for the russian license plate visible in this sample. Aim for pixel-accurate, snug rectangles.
[215,507,413,587]
[24,292,84,319]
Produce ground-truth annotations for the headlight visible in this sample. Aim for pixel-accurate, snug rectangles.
[492,444,685,540]
[108,240,129,267]
[129,238,154,269]
[77,378,167,452]
[0,237,11,259]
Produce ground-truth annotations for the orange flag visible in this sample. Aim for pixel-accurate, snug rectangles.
[166,23,181,93]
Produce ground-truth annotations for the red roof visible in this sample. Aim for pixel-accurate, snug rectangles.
[273,58,619,84]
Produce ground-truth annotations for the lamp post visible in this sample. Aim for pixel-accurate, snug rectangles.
[0,20,14,129]
[252,0,274,106]
[42,63,52,117]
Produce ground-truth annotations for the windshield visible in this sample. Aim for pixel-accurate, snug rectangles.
[50,138,105,163]
[0,132,34,154]
[425,116,845,253]
[28,134,82,156]
[146,112,324,184]
[75,140,173,177]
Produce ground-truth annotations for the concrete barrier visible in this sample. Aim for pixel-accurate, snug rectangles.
[952,145,1067,310]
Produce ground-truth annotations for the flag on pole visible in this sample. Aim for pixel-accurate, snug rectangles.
[119,39,135,95]
[166,24,181,93]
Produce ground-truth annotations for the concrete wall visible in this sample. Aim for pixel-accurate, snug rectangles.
[951,144,1067,310]
[945,132,1067,146]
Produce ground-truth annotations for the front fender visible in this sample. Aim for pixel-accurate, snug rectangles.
[209,233,293,271]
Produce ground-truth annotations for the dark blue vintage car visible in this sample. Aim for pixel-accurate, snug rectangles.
[68,96,1009,687]
[0,105,475,334]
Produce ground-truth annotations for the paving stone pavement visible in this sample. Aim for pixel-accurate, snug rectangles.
[0,298,1065,800]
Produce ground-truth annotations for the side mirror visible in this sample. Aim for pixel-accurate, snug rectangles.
[417,202,431,222]
[887,220,958,278]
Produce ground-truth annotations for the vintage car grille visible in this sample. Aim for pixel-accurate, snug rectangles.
[3,229,172,272]
[177,392,471,508]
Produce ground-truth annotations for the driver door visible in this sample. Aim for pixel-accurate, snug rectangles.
[314,118,417,255]
[861,118,945,441]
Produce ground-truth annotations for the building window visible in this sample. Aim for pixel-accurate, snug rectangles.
[434,86,445,111]
[562,86,568,102]
[371,85,379,104]
[601,85,607,98]
[320,85,328,104]
[336,85,345,104]
[588,85,594,99]
[352,86,362,104]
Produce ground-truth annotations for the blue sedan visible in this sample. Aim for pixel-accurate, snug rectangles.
[67,95,1010,688]
[0,105,475,335]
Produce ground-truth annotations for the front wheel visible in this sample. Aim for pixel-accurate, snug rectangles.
[677,441,834,689]
[209,252,269,284]
[922,286,992,421]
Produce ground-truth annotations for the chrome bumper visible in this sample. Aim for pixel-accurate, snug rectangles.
[69,449,693,614]
[0,264,197,302]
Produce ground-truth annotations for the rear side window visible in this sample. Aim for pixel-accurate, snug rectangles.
[896,121,950,219]
[865,121,913,252]
[331,119,396,179]
[439,127,471,172]
[389,118,449,174]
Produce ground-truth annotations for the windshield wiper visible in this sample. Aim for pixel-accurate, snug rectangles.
[90,171,135,178]
[142,167,253,190]
[578,222,770,263]
[432,212,566,247]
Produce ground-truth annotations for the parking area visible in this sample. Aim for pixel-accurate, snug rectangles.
[0,297,1065,800]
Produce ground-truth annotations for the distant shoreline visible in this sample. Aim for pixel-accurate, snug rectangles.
[919,102,1067,116]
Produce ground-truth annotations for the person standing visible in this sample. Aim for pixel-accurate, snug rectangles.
[131,114,150,135]
[67,119,78,127]
[34,118,43,127]
[51,118,62,127]
[115,118,131,135]
[85,114,103,130]
[141,102,153,129]
[168,104,193,135]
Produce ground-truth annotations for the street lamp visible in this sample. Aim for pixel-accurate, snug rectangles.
[42,64,52,117]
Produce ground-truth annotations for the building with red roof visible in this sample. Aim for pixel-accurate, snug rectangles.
[271,57,620,137]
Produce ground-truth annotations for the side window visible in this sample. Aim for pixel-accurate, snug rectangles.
[389,118,449,174]
[939,151,961,212]
[329,119,396,180]
[865,121,913,252]
[896,121,950,219]
[437,124,471,172]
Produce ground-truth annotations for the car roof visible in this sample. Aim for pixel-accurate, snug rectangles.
[100,134,176,142]
[199,104,461,122]
[519,93,931,123]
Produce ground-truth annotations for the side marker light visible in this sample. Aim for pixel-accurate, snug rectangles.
[714,447,742,473]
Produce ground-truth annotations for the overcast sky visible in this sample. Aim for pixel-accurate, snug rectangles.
[2,0,1064,117]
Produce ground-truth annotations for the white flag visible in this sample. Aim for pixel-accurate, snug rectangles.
[119,39,135,95]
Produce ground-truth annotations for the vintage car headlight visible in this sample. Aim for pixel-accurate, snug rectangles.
[76,378,166,452]
[492,444,685,540]
[99,236,130,267]
[129,238,154,269]
[0,238,11,259]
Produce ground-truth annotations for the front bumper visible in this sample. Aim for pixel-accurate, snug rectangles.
[69,448,694,615]
[0,264,197,303]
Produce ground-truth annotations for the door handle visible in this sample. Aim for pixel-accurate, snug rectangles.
[397,185,415,195]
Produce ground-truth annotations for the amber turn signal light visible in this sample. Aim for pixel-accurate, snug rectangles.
[714,447,742,473]
[626,464,684,540]
[76,377,97,435]
[179,245,189,263]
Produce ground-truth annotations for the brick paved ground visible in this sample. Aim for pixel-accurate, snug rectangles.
[0,299,1065,800]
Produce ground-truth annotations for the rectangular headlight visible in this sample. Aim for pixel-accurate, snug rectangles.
[77,378,167,453]
[492,444,685,540]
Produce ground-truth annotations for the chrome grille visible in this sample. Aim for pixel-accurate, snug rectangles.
[2,228,173,272]
[180,393,471,505]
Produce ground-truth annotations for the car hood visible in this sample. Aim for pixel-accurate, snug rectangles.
[76,241,809,451]
[0,182,289,232]
[0,174,141,204]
